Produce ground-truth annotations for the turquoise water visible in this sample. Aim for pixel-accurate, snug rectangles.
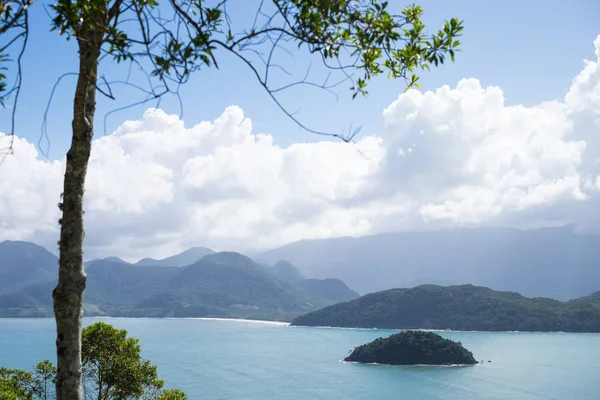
[1,318,599,399]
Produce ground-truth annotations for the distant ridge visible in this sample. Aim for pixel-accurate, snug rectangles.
[0,244,358,320]
[269,260,305,283]
[134,247,215,267]
[0,241,57,295]
[291,284,600,333]
[258,226,600,300]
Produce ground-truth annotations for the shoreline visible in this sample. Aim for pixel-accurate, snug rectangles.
[93,316,291,326]
[3,317,600,333]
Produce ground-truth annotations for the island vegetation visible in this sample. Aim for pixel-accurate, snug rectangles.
[344,331,477,365]
[292,284,600,332]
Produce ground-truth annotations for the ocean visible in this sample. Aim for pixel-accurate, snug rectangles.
[1,318,599,399]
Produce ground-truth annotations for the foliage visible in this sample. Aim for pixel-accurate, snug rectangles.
[157,389,187,400]
[0,367,34,399]
[0,361,56,400]
[344,330,477,365]
[291,284,600,332]
[82,322,167,400]
[47,0,463,95]
[0,323,184,400]
[37,0,464,141]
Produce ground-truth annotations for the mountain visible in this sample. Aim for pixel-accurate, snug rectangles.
[0,241,57,295]
[134,247,215,267]
[291,284,600,332]
[572,290,600,304]
[269,260,305,283]
[297,279,359,302]
[259,227,600,300]
[1,251,353,320]
[85,256,130,267]
[266,260,358,302]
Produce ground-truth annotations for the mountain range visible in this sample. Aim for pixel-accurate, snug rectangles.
[0,241,358,320]
[258,226,600,300]
[3,226,600,320]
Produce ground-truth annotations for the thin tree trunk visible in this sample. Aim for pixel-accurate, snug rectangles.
[53,26,102,400]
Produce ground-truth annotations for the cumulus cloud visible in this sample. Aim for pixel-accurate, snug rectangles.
[2,35,600,260]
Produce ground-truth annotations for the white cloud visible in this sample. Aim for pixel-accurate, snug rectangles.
[2,35,600,260]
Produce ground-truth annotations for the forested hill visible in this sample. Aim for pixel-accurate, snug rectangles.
[0,242,358,320]
[291,284,600,332]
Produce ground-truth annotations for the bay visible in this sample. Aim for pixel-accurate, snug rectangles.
[1,318,599,400]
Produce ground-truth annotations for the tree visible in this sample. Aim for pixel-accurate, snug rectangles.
[32,361,57,400]
[2,1,463,398]
[0,322,185,400]
[81,322,165,400]
[0,361,56,400]
[0,367,34,399]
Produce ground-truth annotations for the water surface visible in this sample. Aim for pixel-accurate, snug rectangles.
[1,318,598,399]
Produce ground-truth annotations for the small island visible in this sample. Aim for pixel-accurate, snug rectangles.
[344,330,478,366]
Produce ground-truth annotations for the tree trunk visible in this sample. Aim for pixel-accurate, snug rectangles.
[53,27,102,400]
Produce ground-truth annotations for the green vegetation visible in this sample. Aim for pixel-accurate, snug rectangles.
[0,248,358,321]
[344,331,477,365]
[0,322,185,399]
[292,284,600,332]
[0,362,56,400]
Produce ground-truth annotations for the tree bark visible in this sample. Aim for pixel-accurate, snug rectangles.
[53,25,103,400]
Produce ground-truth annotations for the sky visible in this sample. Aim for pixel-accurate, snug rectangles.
[1,0,600,260]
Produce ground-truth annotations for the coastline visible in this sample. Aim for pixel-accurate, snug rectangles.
[3,316,600,333]
[93,316,290,326]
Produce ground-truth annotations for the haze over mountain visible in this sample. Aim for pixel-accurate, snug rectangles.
[0,241,57,295]
[134,247,215,267]
[85,247,216,268]
[0,242,358,319]
[268,260,305,283]
[259,226,600,300]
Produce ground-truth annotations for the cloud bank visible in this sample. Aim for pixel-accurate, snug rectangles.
[1,35,600,261]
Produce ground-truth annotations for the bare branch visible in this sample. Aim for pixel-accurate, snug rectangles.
[39,72,79,158]
[0,7,29,164]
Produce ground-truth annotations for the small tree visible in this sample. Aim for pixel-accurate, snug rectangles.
[0,361,57,400]
[82,322,169,400]
[0,367,35,399]
[32,361,57,400]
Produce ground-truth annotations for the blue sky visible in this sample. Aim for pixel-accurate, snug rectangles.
[2,1,600,258]
[2,0,599,160]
